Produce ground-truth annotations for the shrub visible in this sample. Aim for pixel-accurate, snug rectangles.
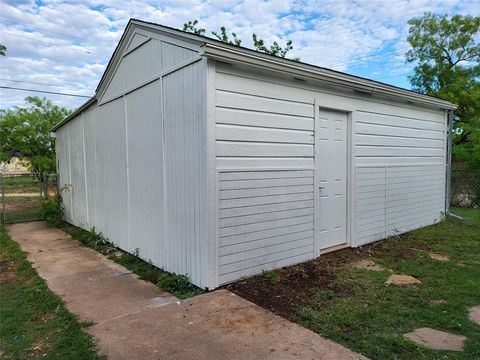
[41,196,64,226]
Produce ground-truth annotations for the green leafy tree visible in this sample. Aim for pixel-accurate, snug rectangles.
[0,96,71,179]
[406,12,480,168]
[0,43,6,56]
[182,20,205,36]
[183,19,298,60]
[212,26,242,46]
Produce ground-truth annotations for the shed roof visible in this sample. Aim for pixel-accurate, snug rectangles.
[52,18,456,132]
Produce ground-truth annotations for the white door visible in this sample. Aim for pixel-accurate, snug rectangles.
[315,108,348,250]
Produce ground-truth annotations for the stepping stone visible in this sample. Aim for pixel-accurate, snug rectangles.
[404,327,466,351]
[353,259,385,272]
[468,305,480,325]
[430,299,447,305]
[429,253,449,262]
[385,274,421,285]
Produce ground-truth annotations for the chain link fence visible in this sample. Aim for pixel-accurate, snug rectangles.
[450,169,480,208]
[0,173,58,224]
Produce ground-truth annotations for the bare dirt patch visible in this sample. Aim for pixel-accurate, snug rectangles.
[26,339,50,358]
[225,244,385,319]
[404,327,466,351]
[0,259,17,284]
[5,197,41,213]
[352,259,386,272]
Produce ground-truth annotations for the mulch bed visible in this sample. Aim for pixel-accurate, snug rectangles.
[225,242,385,319]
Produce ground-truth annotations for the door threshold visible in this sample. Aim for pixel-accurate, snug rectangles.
[321,243,349,254]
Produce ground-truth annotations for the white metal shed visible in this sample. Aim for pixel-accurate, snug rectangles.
[52,19,456,289]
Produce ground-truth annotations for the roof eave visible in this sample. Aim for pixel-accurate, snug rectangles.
[201,43,457,110]
[50,96,97,132]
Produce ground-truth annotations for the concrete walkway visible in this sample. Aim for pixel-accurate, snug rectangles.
[8,222,367,360]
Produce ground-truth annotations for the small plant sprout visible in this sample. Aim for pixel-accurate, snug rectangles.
[261,269,279,284]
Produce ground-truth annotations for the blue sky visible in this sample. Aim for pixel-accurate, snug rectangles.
[0,0,478,110]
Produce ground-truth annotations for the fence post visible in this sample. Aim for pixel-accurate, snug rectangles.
[1,173,5,225]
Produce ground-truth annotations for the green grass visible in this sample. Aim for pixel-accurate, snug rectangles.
[296,208,480,360]
[62,225,204,299]
[0,227,103,360]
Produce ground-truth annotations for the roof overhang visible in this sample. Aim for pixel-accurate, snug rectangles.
[200,42,457,110]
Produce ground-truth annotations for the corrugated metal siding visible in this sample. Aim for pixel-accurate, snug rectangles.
[163,60,208,286]
[218,170,315,284]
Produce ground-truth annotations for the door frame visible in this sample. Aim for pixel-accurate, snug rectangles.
[313,99,354,256]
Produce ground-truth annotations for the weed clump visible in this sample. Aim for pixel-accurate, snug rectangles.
[40,196,64,227]
[157,272,204,299]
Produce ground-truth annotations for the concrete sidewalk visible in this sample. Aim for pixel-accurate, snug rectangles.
[8,222,367,360]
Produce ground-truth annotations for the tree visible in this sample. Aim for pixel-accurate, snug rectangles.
[183,19,299,60]
[0,97,71,179]
[406,12,480,168]
[0,43,6,56]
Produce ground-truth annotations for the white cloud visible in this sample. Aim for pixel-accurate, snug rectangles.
[0,0,477,109]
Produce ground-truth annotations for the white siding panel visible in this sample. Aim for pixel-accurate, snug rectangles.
[125,33,149,53]
[82,106,97,228]
[216,124,314,144]
[103,39,162,101]
[163,60,208,287]
[215,74,314,171]
[217,157,314,169]
[125,81,164,263]
[217,142,313,158]
[355,167,386,245]
[216,90,313,118]
[218,170,314,285]
[68,117,87,227]
[356,165,445,246]
[95,98,128,249]
[216,107,313,131]
[161,41,197,70]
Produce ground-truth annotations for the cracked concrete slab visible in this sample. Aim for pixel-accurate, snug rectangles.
[8,222,368,360]
[404,327,466,351]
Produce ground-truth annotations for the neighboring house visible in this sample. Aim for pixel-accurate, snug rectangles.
[0,152,29,174]
[51,19,456,289]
